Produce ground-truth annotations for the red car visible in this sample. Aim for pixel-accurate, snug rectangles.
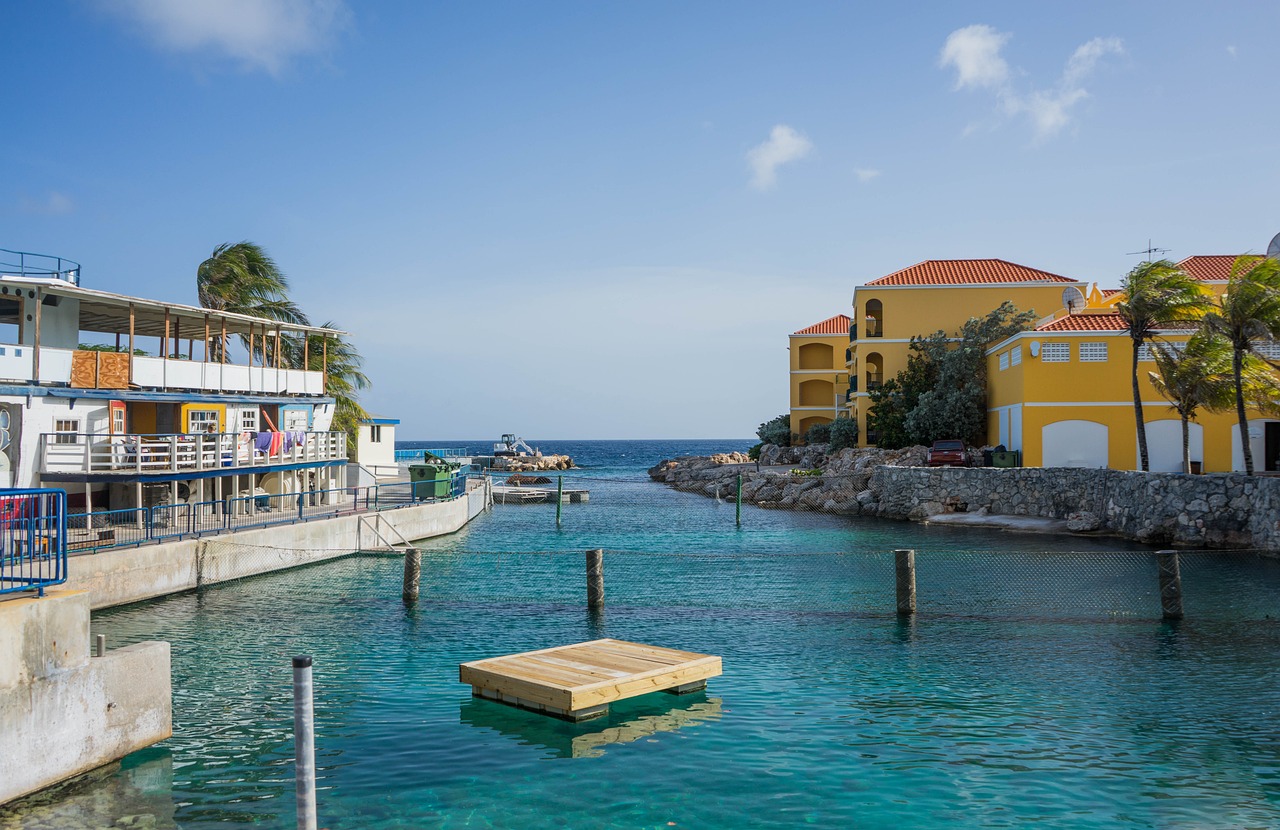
[927,439,968,467]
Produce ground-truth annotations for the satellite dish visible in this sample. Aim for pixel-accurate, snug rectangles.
[1062,286,1086,313]
[1029,341,1041,357]
[1267,232,1280,259]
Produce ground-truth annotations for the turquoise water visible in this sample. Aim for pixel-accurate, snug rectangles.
[9,441,1280,828]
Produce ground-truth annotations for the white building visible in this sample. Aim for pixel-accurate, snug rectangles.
[356,416,400,478]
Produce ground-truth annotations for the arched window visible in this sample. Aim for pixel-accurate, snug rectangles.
[865,299,883,338]
[864,352,883,391]
[798,342,834,370]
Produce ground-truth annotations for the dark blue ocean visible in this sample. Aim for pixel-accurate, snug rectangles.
[395,438,755,476]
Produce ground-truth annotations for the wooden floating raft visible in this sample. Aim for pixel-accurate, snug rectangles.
[460,638,722,722]
[491,485,589,504]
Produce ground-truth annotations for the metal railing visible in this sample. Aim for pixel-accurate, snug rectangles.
[0,248,81,285]
[39,430,347,475]
[0,489,67,596]
[393,447,468,461]
[63,473,471,555]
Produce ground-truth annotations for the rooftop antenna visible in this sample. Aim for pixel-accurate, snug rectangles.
[1126,239,1171,262]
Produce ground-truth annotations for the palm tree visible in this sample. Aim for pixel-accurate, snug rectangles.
[1202,255,1280,474]
[1147,333,1234,474]
[284,326,370,454]
[197,242,309,362]
[1116,260,1208,471]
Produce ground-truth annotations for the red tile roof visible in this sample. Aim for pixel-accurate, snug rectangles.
[865,259,1079,286]
[1036,312,1128,332]
[792,314,852,336]
[1178,254,1262,282]
[1100,288,1122,297]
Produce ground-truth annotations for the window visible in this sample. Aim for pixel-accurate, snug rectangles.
[240,408,258,433]
[1040,342,1069,362]
[1079,342,1109,362]
[998,352,1009,371]
[283,409,309,431]
[369,425,382,443]
[54,419,80,444]
[1256,340,1280,361]
[1139,342,1186,361]
[187,409,220,434]
[1011,346,1022,366]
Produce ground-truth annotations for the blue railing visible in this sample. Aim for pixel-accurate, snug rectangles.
[0,488,68,596]
[0,248,81,285]
[64,473,471,555]
[393,447,468,461]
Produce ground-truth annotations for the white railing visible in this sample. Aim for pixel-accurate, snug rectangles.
[39,431,347,476]
[130,357,324,395]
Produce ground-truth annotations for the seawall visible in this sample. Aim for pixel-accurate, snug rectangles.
[650,449,1280,550]
[68,483,491,610]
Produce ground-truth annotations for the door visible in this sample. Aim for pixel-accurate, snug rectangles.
[109,400,126,434]
[1267,422,1280,472]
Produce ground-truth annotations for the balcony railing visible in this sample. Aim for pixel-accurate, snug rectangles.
[865,320,882,338]
[849,324,858,341]
[0,344,326,396]
[866,372,883,391]
[39,431,347,476]
[0,248,81,285]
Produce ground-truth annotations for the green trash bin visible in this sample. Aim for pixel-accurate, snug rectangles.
[408,463,457,499]
[992,450,1021,468]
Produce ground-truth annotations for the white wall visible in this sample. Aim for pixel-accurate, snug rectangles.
[1231,418,1280,472]
[1145,419,1203,473]
[1041,420,1109,468]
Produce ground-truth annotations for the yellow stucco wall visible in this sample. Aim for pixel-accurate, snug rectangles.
[789,331,850,442]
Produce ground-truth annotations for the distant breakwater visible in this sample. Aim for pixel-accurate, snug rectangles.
[649,445,1280,551]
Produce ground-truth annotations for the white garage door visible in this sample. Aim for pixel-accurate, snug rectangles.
[1145,419,1202,473]
[1042,420,1109,468]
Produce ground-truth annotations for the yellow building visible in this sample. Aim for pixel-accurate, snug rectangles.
[848,259,1088,446]
[788,314,851,440]
[984,255,1280,472]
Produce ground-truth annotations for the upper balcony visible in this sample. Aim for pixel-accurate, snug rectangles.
[39,430,347,478]
[1,248,80,286]
[0,273,343,398]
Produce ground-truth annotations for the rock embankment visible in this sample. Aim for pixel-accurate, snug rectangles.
[647,444,927,516]
[493,454,575,472]
[649,443,1280,549]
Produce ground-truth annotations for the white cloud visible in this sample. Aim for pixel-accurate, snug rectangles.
[1227,45,1238,58]
[746,125,813,191]
[19,192,74,216]
[853,168,881,183]
[102,0,350,74]
[939,24,1011,91]
[940,27,1123,140]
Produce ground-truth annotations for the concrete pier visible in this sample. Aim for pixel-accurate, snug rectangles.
[0,590,171,805]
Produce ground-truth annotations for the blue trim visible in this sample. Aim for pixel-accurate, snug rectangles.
[40,459,347,484]
[0,385,335,407]
[362,418,400,425]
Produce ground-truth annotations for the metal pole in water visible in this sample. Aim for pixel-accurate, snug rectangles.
[292,655,317,830]
[894,549,916,616]
[586,548,605,610]
[1157,550,1184,620]
[556,475,563,527]
[735,474,742,527]
[402,547,421,604]
[95,634,105,658]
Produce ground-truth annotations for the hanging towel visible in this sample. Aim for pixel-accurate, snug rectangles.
[269,431,284,455]
[254,431,272,453]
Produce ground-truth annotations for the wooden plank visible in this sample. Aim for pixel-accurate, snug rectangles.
[70,350,97,389]
[462,639,616,669]
[499,657,599,687]
[460,665,573,709]
[519,654,631,681]
[569,658,722,710]
[97,352,130,389]
[590,639,706,663]
[569,646,678,674]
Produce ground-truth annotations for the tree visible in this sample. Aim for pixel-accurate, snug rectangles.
[1201,255,1280,474]
[284,326,371,455]
[803,421,832,445]
[827,417,859,451]
[1147,334,1234,474]
[197,242,308,361]
[868,302,1036,448]
[1116,260,1208,471]
[756,414,793,447]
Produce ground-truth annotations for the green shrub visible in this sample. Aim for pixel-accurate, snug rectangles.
[828,418,859,451]
[803,422,832,445]
[756,414,793,447]
[747,443,762,460]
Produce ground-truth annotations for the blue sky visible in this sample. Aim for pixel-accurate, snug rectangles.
[5,1,1279,439]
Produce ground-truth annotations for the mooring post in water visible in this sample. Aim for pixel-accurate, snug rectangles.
[1157,550,1183,621]
[586,548,605,610]
[736,474,743,527]
[292,656,317,830]
[556,475,563,527]
[894,549,916,616]
[402,547,421,604]
[95,634,105,658]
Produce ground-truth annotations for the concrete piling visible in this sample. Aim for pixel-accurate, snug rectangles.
[735,474,743,527]
[94,634,105,658]
[895,549,916,616]
[292,655,318,830]
[586,549,605,610]
[1157,550,1184,620]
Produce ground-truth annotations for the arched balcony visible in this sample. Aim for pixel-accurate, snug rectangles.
[865,299,883,338]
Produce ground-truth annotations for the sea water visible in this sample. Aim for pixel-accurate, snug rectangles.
[5,440,1279,829]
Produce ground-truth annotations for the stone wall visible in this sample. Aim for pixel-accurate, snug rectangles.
[871,466,1280,549]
